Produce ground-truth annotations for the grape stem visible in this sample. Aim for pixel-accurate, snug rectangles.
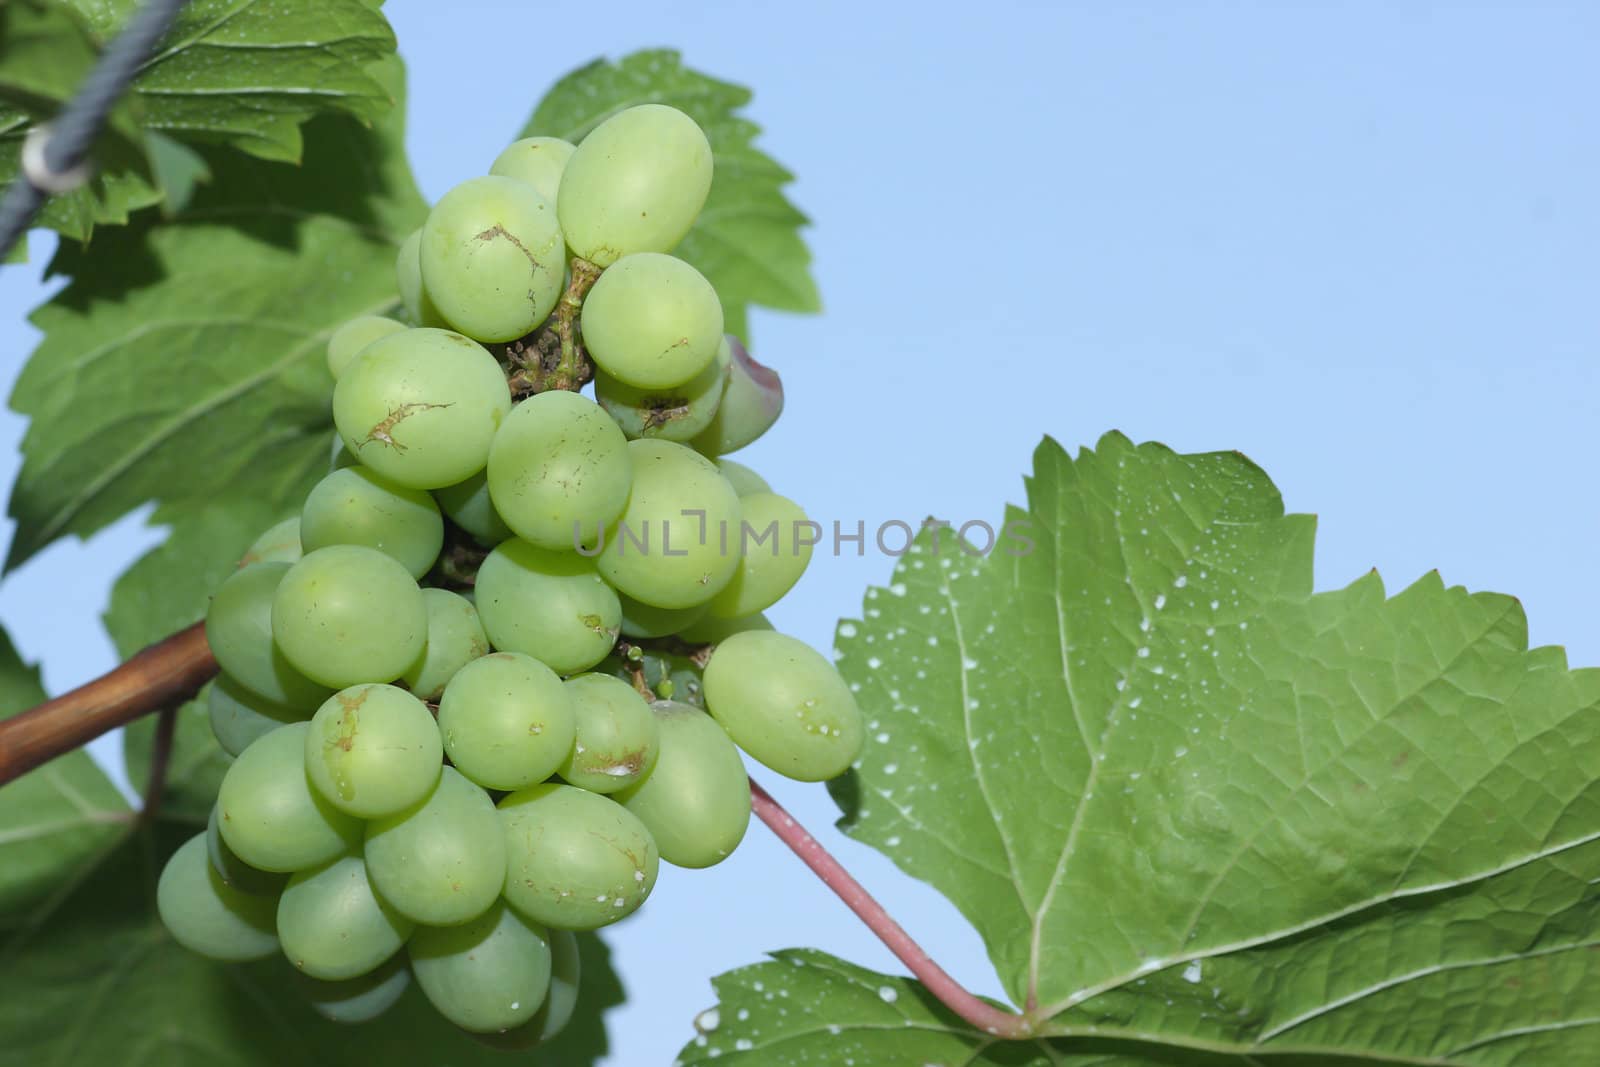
[0,623,1033,1039]
[139,705,179,820]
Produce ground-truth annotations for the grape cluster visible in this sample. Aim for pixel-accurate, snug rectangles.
[156,104,864,1043]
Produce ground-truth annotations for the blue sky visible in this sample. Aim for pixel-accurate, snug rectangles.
[2,1,1597,1063]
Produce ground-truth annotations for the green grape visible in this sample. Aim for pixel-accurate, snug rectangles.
[217,723,362,872]
[420,176,565,342]
[206,803,286,896]
[559,674,660,793]
[271,545,428,688]
[489,136,576,207]
[437,652,575,791]
[486,390,631,549]
[364,767,506,926]
[475,539,620,674]
[715,458,771,497]
[433,470,513,546]
[677,611,774,645]
[597,439,742,609]
[333,327,512,489]
[204,562,331,707]
[499,783,659,930]
[616,593,707,639]
[401,588,488,701]
[691,335,784,455]
[327,315,406,380]
[702,631,864,782]
[617,701,750,869]
[157,834,278,962]
[330,435,360,472]
[305,684,442,819]
[299,466,444,579]
[580,253,723,389]
[593,339,727,441]
[705,492,813,618]
[278,852,414,981]
[409,900,551,1034]
[470,928,580,1049]
[396,228,446,327]
[300,954,411,1024]
[207,674,307,758]
[557,103,712,267]
[238,515,302,567]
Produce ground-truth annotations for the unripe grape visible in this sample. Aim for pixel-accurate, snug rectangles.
[278,852,414,981]
[217,723,362,872]
[299,466,443,579]
[692,335,784,455]
[327,315,406,379]
[581,253,723,389]
[702,631,864,782]
[499,783,659,929]
[207,674,307,758]
[157,834,278,962]
[677,611,774,645]
[557,103,712,267]
[204,562,331,708]
[433,469,513,547]
[365,767,506,926]
[304,684,442,819]
[559,673,660,793]
[715,457,771,497]
[271,545,427,688]
[333,327,512,489]
[594,341,727,442]
[489,136,576,207]
[400,588,489,701]
[438,652,576,791]
[396,229,446,328]
[616,593,707,640]
[705,492,813,618]
[475,538,620,674]
[410,900,552,1034]
[205,803,286,897]
[421,176,565,342]
[470,928,580,1049]
[597,439,742,609]
[237,515,301,567]
[299,954,410,1024]
[487,390,631,549]
[597,647,705,707]
[616,701,750,869]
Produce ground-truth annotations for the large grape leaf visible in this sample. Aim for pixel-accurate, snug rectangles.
[519,49,820,341]
[4,55,422,570]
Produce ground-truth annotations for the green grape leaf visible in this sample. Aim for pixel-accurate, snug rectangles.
[0,819,625,1066]
[519,48,820,341]
[5,56,423,570]
[825,432,1600,1061]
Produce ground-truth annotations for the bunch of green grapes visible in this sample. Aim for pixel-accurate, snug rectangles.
[160,104,862,1043]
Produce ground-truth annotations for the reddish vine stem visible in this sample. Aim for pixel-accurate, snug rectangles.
[747,778,1034,1038]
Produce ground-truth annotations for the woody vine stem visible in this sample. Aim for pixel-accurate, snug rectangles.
[0,622,1035,1039]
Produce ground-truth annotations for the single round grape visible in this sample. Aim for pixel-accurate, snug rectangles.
[396,228,446,327]
[300,954,411,1024]
[305,684,442,819]
[207,674,308,758]
[433,470,513,546]
[499,783,659,930]
[401,588,489,702]
[597,439,742,609]
[438,652,576,791]
[217,723,362,872]
[299,466,444,579]
[271,545,427,688]
[691,335,784,455]
[715,457,770,497]
[204,562,331,707]
[157,834,278,962]
[593,339,727,441]
[471,928,580,1049]
[702,631,864,782]
[475,539,620,674]
[580,253,723,389]
[705,492,813,618]
[333,327,512,489]
[420,175,564,342]
[205,803,286,896]
[616,594,707,640]
[617,701,750,868]
[237,515,302,567]
[278,852,414,981]
[557,103,712,267]
[677,611,774,645]
[486,390,631,549]
[364,767,506,926]
[489,136,576,207]
[327,315,406,380]
[409,900,552,1034]
[559,673,660,794]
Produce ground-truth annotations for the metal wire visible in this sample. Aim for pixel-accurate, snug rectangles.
[0,0,190,260]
